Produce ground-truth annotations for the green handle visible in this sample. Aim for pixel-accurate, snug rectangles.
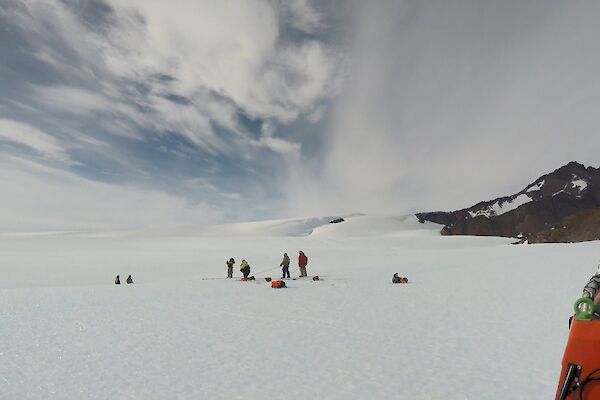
[574,297,596,320]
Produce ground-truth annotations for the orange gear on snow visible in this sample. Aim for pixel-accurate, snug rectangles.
[271,280,285,288]
[555,317,600,399]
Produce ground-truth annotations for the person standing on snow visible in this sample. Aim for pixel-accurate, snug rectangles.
[114,275,120,285]
[298,251,308,277]
[240,259,251,279]
[280,253,291,279]
[226,258,235,278]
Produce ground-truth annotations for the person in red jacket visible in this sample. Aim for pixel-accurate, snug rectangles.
[298,251,308,277]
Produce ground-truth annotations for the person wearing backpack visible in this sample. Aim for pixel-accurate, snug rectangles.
[298,251,308,277]
[280,253,291,279]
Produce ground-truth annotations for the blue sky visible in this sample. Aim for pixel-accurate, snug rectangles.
[2,0,600,231]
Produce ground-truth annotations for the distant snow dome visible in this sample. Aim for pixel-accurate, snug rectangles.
[468,194,532,218]
[526,180,545,193]
[571,177,588,191]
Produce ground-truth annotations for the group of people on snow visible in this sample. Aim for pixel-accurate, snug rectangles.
[279,250,308,279]
[226,251,309,280]
[226,258,252,279]
[114,275,134,284]
[392,273,408,284]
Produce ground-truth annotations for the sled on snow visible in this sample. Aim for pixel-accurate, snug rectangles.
[555,297,600,399]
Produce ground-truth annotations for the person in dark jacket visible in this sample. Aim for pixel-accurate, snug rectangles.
[392,273,401,284]
[114,275,120,285]
[240,259,251,279]
[298,251,308,277]
[226,258,235,278]
[280,253,291,278]
[126,275,133,284]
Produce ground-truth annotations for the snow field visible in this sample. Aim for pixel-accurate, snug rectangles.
[1,215,598,399]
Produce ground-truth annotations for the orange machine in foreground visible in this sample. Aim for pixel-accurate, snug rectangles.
[555,298,600,399]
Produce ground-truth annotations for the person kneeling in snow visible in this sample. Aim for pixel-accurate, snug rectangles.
[126,275,133,284]
[240,259,251,279]
[392,273,401,284]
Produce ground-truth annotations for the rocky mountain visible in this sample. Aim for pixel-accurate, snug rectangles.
[527,207,600,243]
[415,162,600,242]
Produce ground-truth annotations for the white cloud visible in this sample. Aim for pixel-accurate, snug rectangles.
[280,0,324,34]
[9,0,341,158]
[257,135,301,157]
[0,119,71,163]
[252,119,301,157]
[307,105,327,123]
[30,85,115,116]
[0,0,345,230]
[284,1,600,217]
[0,156,220,232]
[102,0,341,124]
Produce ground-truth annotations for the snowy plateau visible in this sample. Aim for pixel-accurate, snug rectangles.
[1,214,597,399]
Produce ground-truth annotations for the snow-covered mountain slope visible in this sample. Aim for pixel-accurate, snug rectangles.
[204,215,345,237]
[0,215,597,399]
[416,161,600,241]
[311,214,440,237]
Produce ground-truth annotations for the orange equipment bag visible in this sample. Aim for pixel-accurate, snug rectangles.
[271,280,286,288]
[555,298,600,399]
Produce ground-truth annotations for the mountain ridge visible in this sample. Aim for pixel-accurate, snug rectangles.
[415,161,600,242]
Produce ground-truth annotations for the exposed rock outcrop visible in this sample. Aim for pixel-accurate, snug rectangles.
[416,162,600,243]
[527,207,600,244]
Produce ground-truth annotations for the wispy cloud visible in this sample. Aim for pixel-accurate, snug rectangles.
[279,0,325,34]
[0,119,71,163]
[2,0,342,150]
[0,0,341,229]
[7,1,596,228]
[0,155,221,232]
[284,0,600,216]
[30,85,116,116]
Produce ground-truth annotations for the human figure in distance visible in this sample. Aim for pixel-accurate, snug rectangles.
[227,258,235,278]
[240,259,251,280]
[280,253,291,279]
[298,251,308,277]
